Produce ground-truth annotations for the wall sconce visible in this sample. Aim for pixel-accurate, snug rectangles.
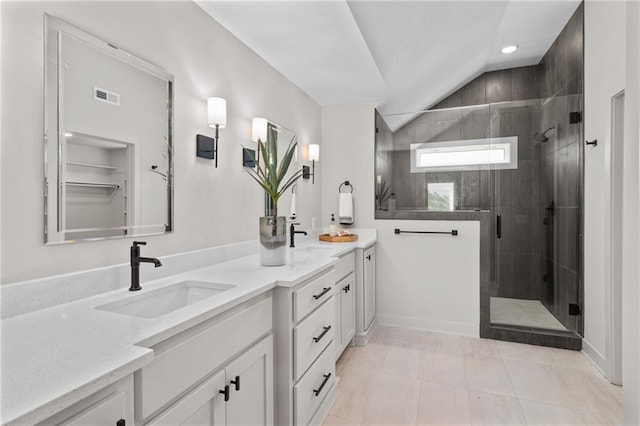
[303,143,319,184]
[243,117,268,167]
[205,97,227,168]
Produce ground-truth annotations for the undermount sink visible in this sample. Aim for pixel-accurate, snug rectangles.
[97,280,235,319]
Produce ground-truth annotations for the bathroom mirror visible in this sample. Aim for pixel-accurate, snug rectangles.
[44,14,173,244]
[262,121,298,219]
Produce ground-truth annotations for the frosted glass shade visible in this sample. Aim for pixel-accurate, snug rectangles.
[309,144,320,162]
[207,97,227,128]
[252,117,268,142]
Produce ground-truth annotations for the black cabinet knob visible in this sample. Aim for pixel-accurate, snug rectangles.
[366,255,372,260]
[116,420,125,426]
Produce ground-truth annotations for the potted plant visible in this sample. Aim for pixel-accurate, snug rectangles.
[246,125,303,266]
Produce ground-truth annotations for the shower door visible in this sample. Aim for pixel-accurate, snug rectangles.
[489,98,582,334]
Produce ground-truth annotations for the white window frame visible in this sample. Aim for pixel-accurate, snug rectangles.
[410,136,518,173]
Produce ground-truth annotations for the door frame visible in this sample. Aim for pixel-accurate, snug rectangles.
[606,90,625,385]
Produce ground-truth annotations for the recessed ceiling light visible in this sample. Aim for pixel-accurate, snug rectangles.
[501,45,518,54]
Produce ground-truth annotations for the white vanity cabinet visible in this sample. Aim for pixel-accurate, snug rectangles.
[137,294,274,425]
[274,268,337,426]
[333,253,356,359]
[146,335,273,426]
[355,244,376,345]
[36,375,134,426]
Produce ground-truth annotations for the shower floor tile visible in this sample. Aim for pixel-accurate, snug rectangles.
[490,297,568,331]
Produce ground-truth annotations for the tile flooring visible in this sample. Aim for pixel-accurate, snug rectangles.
[324,326,622,425]
[490,297,567,331]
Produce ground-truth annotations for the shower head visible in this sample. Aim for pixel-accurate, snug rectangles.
[532,127,555,143]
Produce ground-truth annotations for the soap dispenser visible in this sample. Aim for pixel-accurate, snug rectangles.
[329,214,338,237]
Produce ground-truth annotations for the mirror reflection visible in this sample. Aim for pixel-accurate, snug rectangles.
[44,15,173,244]
[262,121,298,219]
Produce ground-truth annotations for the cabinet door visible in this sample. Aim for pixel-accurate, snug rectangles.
[225,336,274,426]
[341,273,356,345]
[335,283,343,357]
[146,370,226,426]
[363,246,376,330]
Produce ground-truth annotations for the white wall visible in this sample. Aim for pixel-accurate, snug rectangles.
[0,1,321,283]
[582,1,626,377]
[321,102,480,336]
[623,2,640,422]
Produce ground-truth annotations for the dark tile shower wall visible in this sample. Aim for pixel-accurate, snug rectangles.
[538,3,584,331]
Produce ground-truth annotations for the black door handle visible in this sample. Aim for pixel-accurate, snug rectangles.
[220,385,230,402]
[230,375,240,391]
[313,373,332,397]
[313,325,332,343]
[496,214,502,239]
[313,287,331,300]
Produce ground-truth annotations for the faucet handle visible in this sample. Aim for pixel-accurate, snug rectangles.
[133,241,147,247]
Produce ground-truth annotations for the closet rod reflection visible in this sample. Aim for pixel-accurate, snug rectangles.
[394,228,458,236]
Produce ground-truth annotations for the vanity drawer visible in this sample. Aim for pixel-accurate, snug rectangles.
[293,296,335,380]
[334,252,355,282]
[136,297,272,420]
[293,269,335,322]
[294,343,336,426]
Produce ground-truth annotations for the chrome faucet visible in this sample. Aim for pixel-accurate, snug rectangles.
[130,241,162,291]
[289,223,308,248]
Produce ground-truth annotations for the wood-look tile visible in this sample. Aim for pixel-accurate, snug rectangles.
[323,415,359,426]
[461,336,503,357]
[528,344,594,371]
[421,332,463,355]
[464,354,516,397]
[416,382,471,425]
[550,365,623,423]
[519,399,584,425]
[379,345,424,378]
[343,343,389,372]
[324,327,622,426]
[421,350,466,387]
[360,373,421,426]
[503,358,573,407]
[468,390,526,425]
[328,366,377,423]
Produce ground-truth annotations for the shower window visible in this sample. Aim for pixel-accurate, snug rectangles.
[411,137,518,173]
[427,182,455,211]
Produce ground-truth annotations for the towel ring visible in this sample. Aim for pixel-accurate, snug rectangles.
[339,181,353,194]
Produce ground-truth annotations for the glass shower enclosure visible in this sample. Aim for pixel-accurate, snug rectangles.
[375,94,583,345]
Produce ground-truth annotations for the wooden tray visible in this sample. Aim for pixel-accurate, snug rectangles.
[318,234,358,243]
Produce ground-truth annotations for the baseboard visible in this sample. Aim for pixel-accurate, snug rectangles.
[582,338,609,379]
[354,319,377,345]
[377,314,479,337]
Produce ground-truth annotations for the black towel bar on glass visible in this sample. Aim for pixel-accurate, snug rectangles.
[394,228,458,236]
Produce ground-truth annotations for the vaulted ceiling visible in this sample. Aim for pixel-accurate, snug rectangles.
[196,1,581,116]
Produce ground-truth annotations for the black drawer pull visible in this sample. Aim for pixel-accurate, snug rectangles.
[313,373,332,397]
[313,325,332,343]
[313,287,331,300]
[230,375,240,391]
[496,214,502,239]
[116,420,125,426]
[220,385,230,402]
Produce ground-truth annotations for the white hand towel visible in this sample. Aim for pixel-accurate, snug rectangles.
[339,193,354,225]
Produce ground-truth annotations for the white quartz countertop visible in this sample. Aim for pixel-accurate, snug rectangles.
[0,231,376,425]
